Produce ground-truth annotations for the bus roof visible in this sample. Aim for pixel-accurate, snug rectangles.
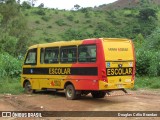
[28,38,131,49]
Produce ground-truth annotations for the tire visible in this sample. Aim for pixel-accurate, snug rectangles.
[24,81,34,94]
[91,91,106,98]
[65,84,77,100]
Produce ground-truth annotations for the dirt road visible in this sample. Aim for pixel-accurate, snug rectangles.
[0,89,160,120]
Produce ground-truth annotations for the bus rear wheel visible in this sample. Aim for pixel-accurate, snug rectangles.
[65,84,77,100]
[91,91,106,98]
[24,81,34,94]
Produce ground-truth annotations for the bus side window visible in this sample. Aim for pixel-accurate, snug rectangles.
[60,46,77,63]
[44,47,59,64]
[78,45,96,62]
[24,48,37,65]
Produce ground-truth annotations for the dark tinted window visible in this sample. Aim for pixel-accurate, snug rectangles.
[78,45,96,62]
[44,47,59,64]
[60,46,77,63]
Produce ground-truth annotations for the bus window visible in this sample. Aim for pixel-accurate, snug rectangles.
[24,48,37,65]
[78,45,96,62]
[44,47,59,64]
[60,46,77,63]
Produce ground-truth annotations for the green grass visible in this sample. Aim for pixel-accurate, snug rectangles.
[0,77,23,94]
[134,76,160,89]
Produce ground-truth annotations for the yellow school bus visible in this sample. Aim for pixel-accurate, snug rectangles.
[21,38,135,100]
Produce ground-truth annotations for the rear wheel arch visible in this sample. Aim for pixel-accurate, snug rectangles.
[64,81,74,89]
[23,80,35,94]
[23,79,30,88]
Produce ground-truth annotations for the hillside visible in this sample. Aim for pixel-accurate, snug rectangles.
[97,0,160,10]
[1,0,160,46]
[22,1,160,45]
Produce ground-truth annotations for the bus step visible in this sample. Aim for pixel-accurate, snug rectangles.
[46,88,57,91]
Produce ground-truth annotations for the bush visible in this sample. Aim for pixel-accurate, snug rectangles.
[47,25,52,28]
[25,13,28,16]
[85,19,91,23]
[21,1,31,9]
[136,50,151,76]
[144,28,160,76]
[38,3,44,8]
[96,22,108,31]
[67,15,74,21]
[35,20,40,24]
[0,35,18,56]
[61,28,92,40]
[88,24,93,28]
[145,28,160,50]
[0,53,22,78]
[135,27,160,77]
[55,19,66,26]
[139,8,157,20]
[44,37,56,42]
[148,51,160,76]
[35,9,45,15]
[85,12,91,18]
[74,20,79,23]
[80,7,92,13]
[41,16,50,21]
[55,11,59,14]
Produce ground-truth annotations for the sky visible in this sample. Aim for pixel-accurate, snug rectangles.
[22,0,117,10]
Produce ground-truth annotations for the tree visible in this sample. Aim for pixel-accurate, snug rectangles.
[38,3,44,8]
[28,0,37,6]
[0,0,5,3]
[0,0,31,56]
[0,0,20,23]
[0,0,12,3]
[134,33,144,49]
[21,1,31,9]
[17,0,20,4]
[74,4,80,10]
[139,8,157,20]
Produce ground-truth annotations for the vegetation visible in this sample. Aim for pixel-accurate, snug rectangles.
[134,77,160,89]
[0,77,23,94]
[0,0,160,94]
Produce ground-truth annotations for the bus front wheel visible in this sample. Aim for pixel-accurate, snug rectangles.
[65,84,77,100]
[91,91,106,98]
[24,81,34,94]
